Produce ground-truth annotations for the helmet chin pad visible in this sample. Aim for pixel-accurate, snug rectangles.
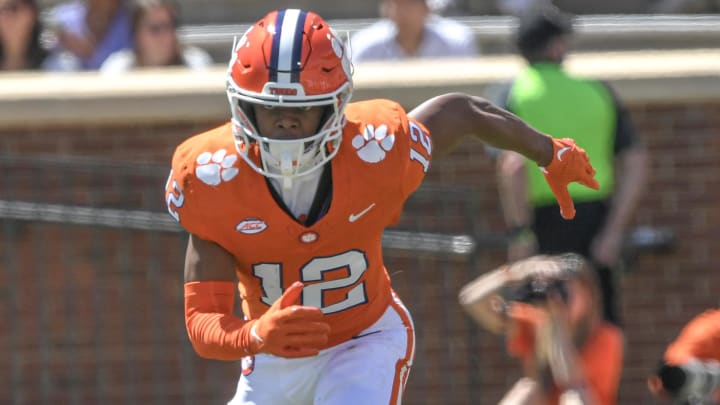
[262,137,322,176]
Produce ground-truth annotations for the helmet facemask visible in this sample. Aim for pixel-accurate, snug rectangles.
[227,82,352,188]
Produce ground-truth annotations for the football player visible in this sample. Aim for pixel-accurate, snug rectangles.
[165,8,599,405]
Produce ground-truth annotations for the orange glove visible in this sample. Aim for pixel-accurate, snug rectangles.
[540,138,600,219]
[249,281,331,358]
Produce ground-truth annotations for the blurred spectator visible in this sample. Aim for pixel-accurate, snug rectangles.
[495,5,648,327]
[100,0,212,74]
[459,253,624,405]
[648,309,720,405]
[45,0,131,71]
[349,0,479,63]
[0,0,48,71]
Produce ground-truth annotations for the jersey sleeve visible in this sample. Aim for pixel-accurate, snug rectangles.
[400,115,433,199]
[351,99,434,226]
[164,139,214,240]
[345,98,433,201]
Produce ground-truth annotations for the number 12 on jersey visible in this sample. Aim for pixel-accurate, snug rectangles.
[252,250,369,315]
[409,121,431,172]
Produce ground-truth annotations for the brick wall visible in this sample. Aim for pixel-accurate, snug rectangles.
[2,101,719,404]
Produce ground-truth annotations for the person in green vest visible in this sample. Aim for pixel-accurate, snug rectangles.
[495,4,648,328]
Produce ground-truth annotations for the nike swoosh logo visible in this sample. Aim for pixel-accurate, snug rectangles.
[557,146,571,162]
[349,203,376,223]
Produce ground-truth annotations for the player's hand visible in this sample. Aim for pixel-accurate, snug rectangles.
[540,138,600,219]
[248,281,330,358]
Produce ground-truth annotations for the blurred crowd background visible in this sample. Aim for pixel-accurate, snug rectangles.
[1,1,719,404]
[1,0,719,73]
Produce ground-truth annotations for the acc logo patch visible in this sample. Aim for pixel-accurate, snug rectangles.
[299,231,319,244]
[236,218,268,234]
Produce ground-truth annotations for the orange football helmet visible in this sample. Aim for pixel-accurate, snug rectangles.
[226,9,354,184]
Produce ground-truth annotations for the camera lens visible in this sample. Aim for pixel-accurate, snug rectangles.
[658,364,687,394]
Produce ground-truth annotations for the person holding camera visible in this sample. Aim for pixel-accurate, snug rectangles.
[648,309,720,405]
[458,253,624,405]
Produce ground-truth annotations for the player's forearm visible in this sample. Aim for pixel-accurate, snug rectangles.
[464,96,554,166]
[184,281,255,360]
[185,312,255,360]
[410,93,553,165]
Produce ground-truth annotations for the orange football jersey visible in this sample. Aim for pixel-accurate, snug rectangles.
[166,99,432,348]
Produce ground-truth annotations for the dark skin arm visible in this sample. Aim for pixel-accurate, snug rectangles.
[184,233,236,282]
[409,92,554,166]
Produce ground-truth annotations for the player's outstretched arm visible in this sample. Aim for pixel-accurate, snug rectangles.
[409,92,552,163]
[184,234,330,360]
[409,93,599,219]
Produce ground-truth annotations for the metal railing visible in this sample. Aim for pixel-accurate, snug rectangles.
[0,199,477,256]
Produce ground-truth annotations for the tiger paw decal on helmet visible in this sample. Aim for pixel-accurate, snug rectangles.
[352,124,396,163]
[195,149,239,186]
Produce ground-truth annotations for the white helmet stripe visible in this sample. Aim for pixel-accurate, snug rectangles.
[276,9,303,84]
